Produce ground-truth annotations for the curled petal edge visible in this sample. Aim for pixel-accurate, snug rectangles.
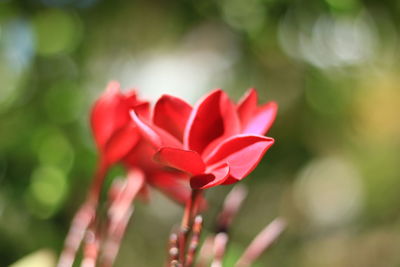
[190,164,230,190]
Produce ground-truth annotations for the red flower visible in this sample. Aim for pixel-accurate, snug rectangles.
[90,81,191,203]
[91,81,150,166]
[130,89,277,190]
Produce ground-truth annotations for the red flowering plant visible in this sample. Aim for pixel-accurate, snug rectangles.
[130,89,278,264]
[58,82,192,267]
[58,84,285,267]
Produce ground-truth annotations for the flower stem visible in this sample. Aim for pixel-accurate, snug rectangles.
[185,215,203,267]
[100,169,144,267]
[178,189,201,265]
[216,185,247,233]
[235,218,286,267]
[57,160,108,267]
[210,232,229,267]
[81,225,100,267]
[87,160,109,206]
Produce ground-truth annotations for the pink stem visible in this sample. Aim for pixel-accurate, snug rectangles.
[185,215,203,267]
[197,185,247,267]
[57,161,108,267]
[167,233,179,266]
[196,236,214,267]
[210,232,229,267]
[216,185,247,233]
[80,226,100,267]
[100,169,145,267]
[235,218,286,267]
[178,189,201,265]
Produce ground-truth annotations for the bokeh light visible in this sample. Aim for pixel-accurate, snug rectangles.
[27,165,68,218]
[294,156,364,227]
[9,249,56,267]
[33,9,82,56]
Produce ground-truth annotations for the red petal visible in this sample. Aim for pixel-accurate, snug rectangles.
[201,92,241,157]
[153,95,192,142]
[220,91,241,136]
[184,90,239,154]
[205,135,274,180]
[133,102,150,120]
[122,140,157,171]
[155,148,205,174]
[184,90,224,153]
[190,163,230,189]
[91,82,148,154]
[149,171,191,205]
[125,90,151,119]
[90,81,124,149]
[237,88,258,127]
[242,102,278,135]
[103,124,140,165]
[221,176,239,185]
[130,111,182,149]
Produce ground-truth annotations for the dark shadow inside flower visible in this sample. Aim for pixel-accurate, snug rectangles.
[190,173,215,189]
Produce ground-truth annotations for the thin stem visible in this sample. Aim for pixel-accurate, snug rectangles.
[216,185,247,233]
[210,232,228,267]
[167,233,180,266]
[197,185,248,267]
[180,189,199,229]
[235,218,286,267]
[196,236,214,267]
[100,169,145,267]
[80,226,100,267]
[87,161,109,205]
[57,160,108,267]
[185,215,203,267]
[178,189,201,265]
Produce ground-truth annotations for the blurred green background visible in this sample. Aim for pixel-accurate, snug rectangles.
[1,0,400,266]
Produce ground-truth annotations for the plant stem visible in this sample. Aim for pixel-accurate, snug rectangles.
[100,169,144,267]
[210,232,228,267]
[167,232,179,266]
[57,160,108,267]
[81,225,100,267]
[197,185,248,267]
[178,189,201,265]
[185,215,203,267]
[235,218,286,267]
[87,160,109,206]
[216,185,247,233]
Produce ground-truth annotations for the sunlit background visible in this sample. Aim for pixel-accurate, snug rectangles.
[1,0,400,266]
